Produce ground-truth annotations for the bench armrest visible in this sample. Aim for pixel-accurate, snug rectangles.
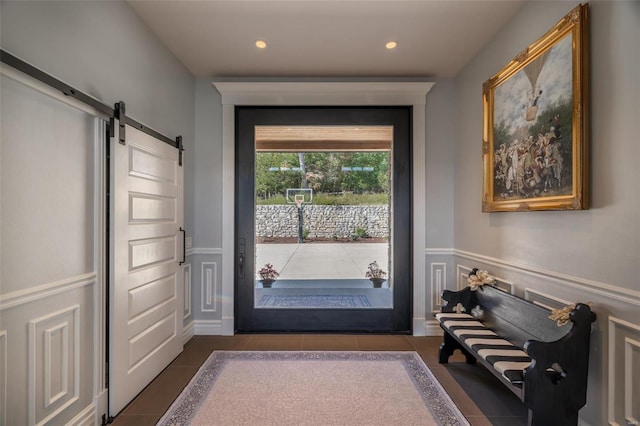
[523,303,596,415]
[440,286,476,313]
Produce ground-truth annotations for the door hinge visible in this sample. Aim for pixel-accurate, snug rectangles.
[114,101,126,145]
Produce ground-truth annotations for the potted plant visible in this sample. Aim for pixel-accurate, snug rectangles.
[258,263,279,288]
[366,261,387,288]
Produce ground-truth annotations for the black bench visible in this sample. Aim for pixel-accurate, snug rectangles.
[436,283,595,426]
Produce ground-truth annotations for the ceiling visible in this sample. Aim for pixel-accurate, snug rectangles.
[127,0,525,79]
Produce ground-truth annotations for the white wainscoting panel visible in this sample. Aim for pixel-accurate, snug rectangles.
[0,330,6,426]
[183,264,192,319]
[524,288,571,311]
[201,262,218,313]
[430,263,446,314]
[28,305,80,426]
[608,316,640,426]
[456,264,514,294]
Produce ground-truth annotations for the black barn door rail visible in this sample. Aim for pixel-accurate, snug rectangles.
[1,49,183,158]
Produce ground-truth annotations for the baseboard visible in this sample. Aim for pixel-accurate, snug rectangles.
[93,390,108,426]
[425,320,444,337]
[68,402,95,426]
[194,319,223,335]
[183,320,195,344]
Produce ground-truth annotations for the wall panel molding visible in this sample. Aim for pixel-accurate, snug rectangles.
[608,316,640,426]
[183,264,191,319]
[524,288,571,311]
[191,247,223,255]
[0,330,6,426]
[430,262,446,314]
[456,263,514,294]
[0,273,96,311]
[455,249,640,306]
[67,403,95,426]
[200,262,217,313]
[28,305,80,426]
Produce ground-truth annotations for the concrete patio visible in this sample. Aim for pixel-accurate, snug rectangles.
[255,242,392,308]
[256,242,389,280]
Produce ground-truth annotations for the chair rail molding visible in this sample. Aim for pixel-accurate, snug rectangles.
[213,81,434,336]
[454,249,640,306]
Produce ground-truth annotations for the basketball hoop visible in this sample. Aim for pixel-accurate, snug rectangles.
[294,195,305,209]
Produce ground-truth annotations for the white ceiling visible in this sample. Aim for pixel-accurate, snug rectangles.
[127,0,525,78]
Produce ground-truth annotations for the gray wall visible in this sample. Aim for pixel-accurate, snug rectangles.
[1,1,195,423]
[1,0,196,239]
[453,2,640,424]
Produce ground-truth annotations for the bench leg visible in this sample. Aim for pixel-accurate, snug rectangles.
[439,331,458,363]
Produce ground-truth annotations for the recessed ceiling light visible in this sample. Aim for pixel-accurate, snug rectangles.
[255,40,267,49]
[386,41,397,50]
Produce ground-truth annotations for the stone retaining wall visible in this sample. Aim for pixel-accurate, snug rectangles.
[256,205,389,239]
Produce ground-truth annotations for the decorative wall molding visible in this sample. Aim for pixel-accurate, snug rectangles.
[191,248,223,256]
[183,264,192,319]
[28,305,80,426]
[456,263,514,294]
[200,262,218,313]
[430,263,446,314]
[0,273,96,311]
[455,249,640,306]
[67,403,95,426]
[624,337,640,426]
[0,330,6,426]
[524,288,571,311]
[608,316,640,426]
[425,248,455,256]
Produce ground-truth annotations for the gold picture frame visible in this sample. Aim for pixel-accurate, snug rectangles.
[482,4,589,212]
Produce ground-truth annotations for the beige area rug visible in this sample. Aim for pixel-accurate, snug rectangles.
[157,351,470,426]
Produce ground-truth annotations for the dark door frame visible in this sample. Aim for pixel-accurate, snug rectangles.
[235,106,412,333]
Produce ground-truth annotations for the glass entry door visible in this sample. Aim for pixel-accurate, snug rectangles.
[235,107,412,332]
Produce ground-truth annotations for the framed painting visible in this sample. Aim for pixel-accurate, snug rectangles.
[482,4,589,212]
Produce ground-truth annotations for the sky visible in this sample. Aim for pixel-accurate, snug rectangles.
[494,33,573,136]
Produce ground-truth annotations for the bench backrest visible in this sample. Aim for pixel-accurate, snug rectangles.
[474,285,570,348]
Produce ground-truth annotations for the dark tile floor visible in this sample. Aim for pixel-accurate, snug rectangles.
[112,335,528,426]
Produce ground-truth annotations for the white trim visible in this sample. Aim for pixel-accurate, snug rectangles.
[455,249,640,306]
[213,81,434,336]
[425,248,455,256]
[608,316,640,426]
[183,321,195,345]
[190,247,223,255]
[67,403,95,426]
[1,273,97,311]
[193,320,224,335]
[28,305,81,426]
[200,262,218,312]
[430,262,447,314]
[524,288,571,310]
[0,330,6,426]
[624,337,640,426]
[183,264,192,319]
[425,320,444,337]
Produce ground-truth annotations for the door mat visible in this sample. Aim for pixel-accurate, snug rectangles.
[257,294,372,308]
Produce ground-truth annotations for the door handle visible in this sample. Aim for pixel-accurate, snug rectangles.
[238,253,245,279]
[179,227,186,265]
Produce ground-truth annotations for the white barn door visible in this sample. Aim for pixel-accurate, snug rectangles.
[109,123,184,415]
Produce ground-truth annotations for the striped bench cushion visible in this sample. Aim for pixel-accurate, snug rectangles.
[436,312,532,385]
